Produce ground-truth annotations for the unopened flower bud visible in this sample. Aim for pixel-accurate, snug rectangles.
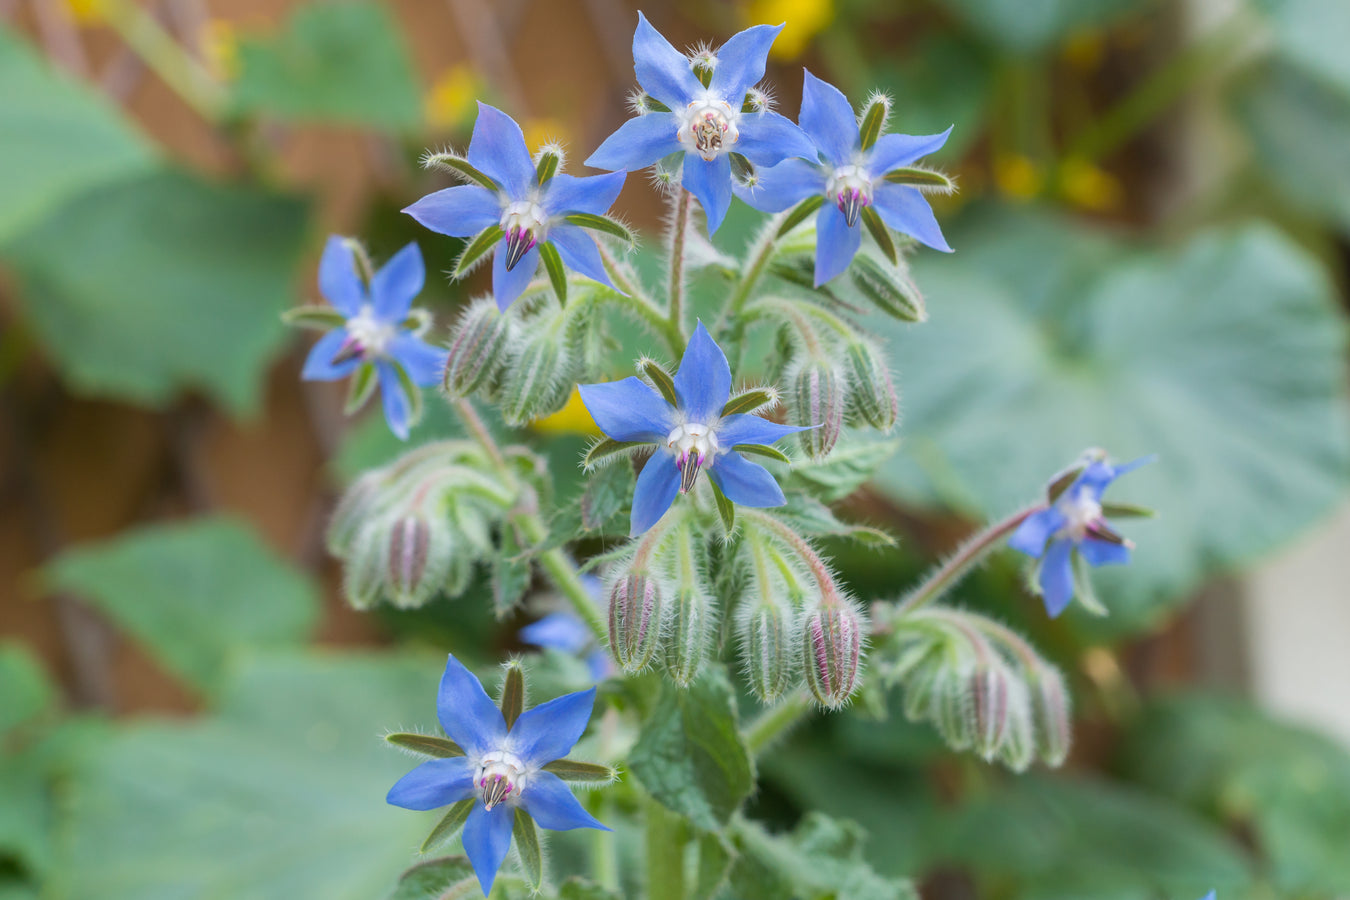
[500,331,573,426]
[663,588,711,687]
[969,663,1011,759]
[792,360,843,459]
[385,515,453,609]
[801,604,863,708]
[343,520,388,611]
[1029,665,1072,767]
[934,668,975,751]
[740,602,796,703]
[444,299,510,398]
[326,472,382,556]
[845,340,899,431]
[850,252,926,323]
[996,683,1036,773]
[608,574,662,672]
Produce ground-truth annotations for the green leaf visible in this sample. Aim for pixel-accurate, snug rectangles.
[57,654,443,900]
[0,28,156,245]
[564,212,635,245]
[0,644,55,736]
[513,809,542,890]
[539,241,568,305]
[44,517,319,694]
[581,457,636,531]
[1121,694,1350,895]
[493,525,532,617]
[873,209,1350,633]
[691,831,733,900]
[453,226,504,278]
[730,813,918,900]
[628,665,753,831]
[384,733,465,758]
[786,437,900,503]
[421,801,474,853]
[1232,61,1350,234]
[386,856,476,900]
[930,0,1146,55]
[774,494,897,547]
[230,1,421,131]
[1251,0,1350,96]
[4,170,309,416]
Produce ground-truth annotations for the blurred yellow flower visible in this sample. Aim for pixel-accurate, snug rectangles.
[425,65,481,130]
[743,0,834,60]
[1059,157,1123,212]
[533,388,600,436]
[63,0,107,24]
[201,19,239,82]
[993,154,1043,201]
[523,118,569,154]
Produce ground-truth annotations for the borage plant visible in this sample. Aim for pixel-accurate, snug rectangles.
[290,11,1159,899]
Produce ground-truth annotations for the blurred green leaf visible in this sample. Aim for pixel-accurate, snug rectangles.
[876,34,992,160]
[45,517,319,694]
[1233,60,1350,233]
[384,856,475,900]
[5,170,309,415]
[729,812,918,900]
[0,644,55,736]
[928,0,1145,55]
[629,665,753,831]
[784,436,900,503]
[0,28,156,245]
[56,653,439,900]
[231,1,422,131]
[874,209,1350,632]
[1252,0,1350,96]
[1121,693,1350,894]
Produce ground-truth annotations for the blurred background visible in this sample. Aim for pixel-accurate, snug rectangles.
[2,0,1349,898]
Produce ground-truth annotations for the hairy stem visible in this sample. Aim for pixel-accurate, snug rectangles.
[717,213,784,343]
[645,797,688,900]
[667,189,692,335]
[742,509,844,607]
[596,246,684,357]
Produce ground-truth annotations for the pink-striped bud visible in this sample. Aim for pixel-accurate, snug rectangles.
[608,574,662,672]
[970,663,1012,759]
[801,604,863,708]
[793,361,843,459]
[385,514,452,609]
[443,299,509,398]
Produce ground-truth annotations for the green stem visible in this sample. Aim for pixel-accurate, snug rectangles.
[596,246,684,357]
[745,689,812,755]
[742,509,844,607]
[717,216,781,343]
[102,0,225,121]
[645,797,688,900]
[590,792,620,892]
[667,189,692,335]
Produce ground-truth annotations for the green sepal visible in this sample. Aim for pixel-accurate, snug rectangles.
[500,662,524,729]
[857,98,887,151]
[423,152,499,191]
[584,438,645,470]
[564,212,635,246]
[882,165,955,190]
[640,359,679,406]
[1046,465,1085,503]
[513,808,543,890]
[541,759,617,783]
[860,205,898,265]
[710,479,736,534]
[535,150,561,186]
[538,241,568,306]
[343,363,378,414]
[1102,502,1156,519]
[421,799,475,852]
[1071,550,1110,617]
[392,361,424,430]
[734,443,791,464]
[692,59,714,88]
[721,387,776,417]
[728,152,755,185]
[641,94,671,113]
[385,732,466,758]
[281,305,347,331]
[454,226,504,279]
[777,195,825,237]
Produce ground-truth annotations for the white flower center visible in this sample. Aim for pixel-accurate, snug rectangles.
[1056,488,1102,542]
[476,750,528,811]
[825,165,873,227]
[500,200,549,271]
[343,304,396,359]
[677,99,740,162]
[666,422,720,493]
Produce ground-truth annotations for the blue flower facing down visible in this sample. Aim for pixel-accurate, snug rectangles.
[1008,452,1155,617]
[302,236,446,440]
[387,655,609,896]
[405,103,627,311]
[585,13,815,234]
[738,70,953,286]
[578,322,808,535]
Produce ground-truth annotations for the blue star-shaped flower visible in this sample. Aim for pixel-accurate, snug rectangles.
[738,70,953,285]
[404,103,627,311]
[387,655,610,897]
[578,322,807,535]
[301,236,446,441]
[1008,453,1154,617]
[585,13,815,234]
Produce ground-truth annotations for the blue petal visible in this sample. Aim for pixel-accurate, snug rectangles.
[467,102,535,199]
[1199,892,1217,900]
[682,154,734,235]
[800,69,859,167]
[709,23,782,99]
[585,649,613,682]
[386,757,474,810]
[708,451,785,508]
[633,11,701,108]
[301,328,358,381]
[436,654,508,758]
[673,321,733,422]
[549,225,616,290]
[520,612,592,654]
[543,171,626,217]
[631,450,681,535]
[1079,538,1131,567]
[872,183,952,252]
[371,242,424,321]
[814,204,862,286]
[586,113,682,172]
[462,802,514,897]
[508,686,597,766]
[736,158,826,213]
[388,333,447,387]
[1007,508,1066,559]
[1039,539,1075,618]
[736,110,818,167]
[492,239,540,311]
[403,185,501,238]
[577,377,674,442]
[522,771,611,832]
[377,361,411,441]
[318,235,366,316]
[716,413,807,447]
[866,127,953,176]
[1077,454,1156,494]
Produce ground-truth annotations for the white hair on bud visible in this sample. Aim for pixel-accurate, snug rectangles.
[531,141,567,171]
[859,89,893,128]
